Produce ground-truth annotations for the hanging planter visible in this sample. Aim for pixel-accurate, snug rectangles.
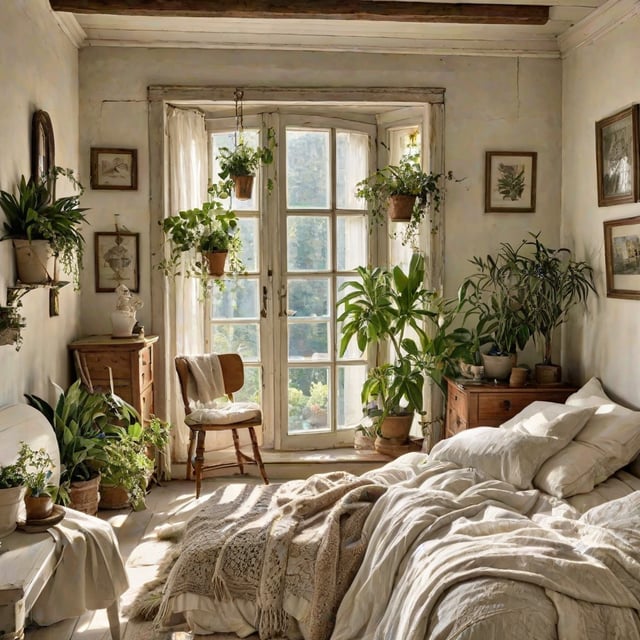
[232,175,254,200]
[388,194,417,221]
[203,250,228,277]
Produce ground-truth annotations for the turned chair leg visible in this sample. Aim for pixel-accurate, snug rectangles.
[231,428,245,475]
[186,428,196,481]
[194,429,206,498]
[248,427,269,485]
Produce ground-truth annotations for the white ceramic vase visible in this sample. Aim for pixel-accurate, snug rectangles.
[111,311,136,338]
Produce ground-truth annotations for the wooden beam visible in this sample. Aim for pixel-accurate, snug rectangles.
[49,1,550,25]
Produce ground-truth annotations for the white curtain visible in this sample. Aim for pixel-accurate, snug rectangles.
[166,107,208,462]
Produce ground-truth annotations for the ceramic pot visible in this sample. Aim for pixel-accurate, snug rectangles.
[111,310,136,337]
[0,485,26,537]
[535,364,562,385]
[481,353,514,381]
[233,175,254,200]
[509,367,529,387]
[24,494,54,521]
[203,251,228,277]
[13,239,54,284]
[379,414,413,442]
[388,194,416,221]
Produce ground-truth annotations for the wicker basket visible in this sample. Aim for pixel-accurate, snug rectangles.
[68,475,101,515]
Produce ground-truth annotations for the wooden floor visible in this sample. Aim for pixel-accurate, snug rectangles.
[24,476,266,640]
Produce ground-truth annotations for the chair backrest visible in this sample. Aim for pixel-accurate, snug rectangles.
[175,353,245,414]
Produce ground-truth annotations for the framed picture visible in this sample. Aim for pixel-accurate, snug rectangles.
[95,232,140,292]
[595,106,639,207]
[603,216,640,299]
[485,151,537,212]
[90,147,138,190]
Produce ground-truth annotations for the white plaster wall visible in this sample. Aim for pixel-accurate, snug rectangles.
[0,0,80,406]
[562,13,640,408]
[79,48,562,372]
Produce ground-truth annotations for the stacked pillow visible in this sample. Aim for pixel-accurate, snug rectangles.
[533,377,640,498]
[430,401,595,489]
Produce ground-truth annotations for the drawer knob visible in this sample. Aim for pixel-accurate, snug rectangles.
[502,400,512,411]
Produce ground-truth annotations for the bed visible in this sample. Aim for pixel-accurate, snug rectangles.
[152,377,640,640]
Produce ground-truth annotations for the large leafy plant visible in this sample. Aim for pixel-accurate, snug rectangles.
[355,152,454,247]
[338,253,471,425]
[0,167,88,289]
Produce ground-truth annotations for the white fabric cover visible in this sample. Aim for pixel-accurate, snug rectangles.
[430,403,595,489]
[534,377,640,498]
[182,354,226,405]
[185,401,261,425]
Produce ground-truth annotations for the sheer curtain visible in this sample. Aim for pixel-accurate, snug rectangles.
[166,106,208,462]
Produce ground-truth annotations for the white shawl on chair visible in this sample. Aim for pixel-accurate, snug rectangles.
[182,354,226,406]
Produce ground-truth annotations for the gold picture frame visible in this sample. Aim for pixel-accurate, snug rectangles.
[604,215,640,299]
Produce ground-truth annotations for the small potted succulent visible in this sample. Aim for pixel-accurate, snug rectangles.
[0,167,88,289]
[217,127,277,199]
[15,442,57,521]
[355,152,454,247]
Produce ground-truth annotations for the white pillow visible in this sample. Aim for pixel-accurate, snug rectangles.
[430,403,594,489]
[534,378,640,498]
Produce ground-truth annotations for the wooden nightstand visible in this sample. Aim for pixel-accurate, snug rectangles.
[445,376,577,438]
[68,335,158,422]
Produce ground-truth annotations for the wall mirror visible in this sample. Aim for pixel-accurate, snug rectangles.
[31,110,55,196]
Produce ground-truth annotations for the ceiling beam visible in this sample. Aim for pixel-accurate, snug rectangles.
[49,1,550,25]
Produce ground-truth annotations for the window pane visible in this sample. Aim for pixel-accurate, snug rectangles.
[238,217,258,273]
[337,216,367,271]
[212,130,259,211]
[286,129,330,209]
[211,323,260,360]
[287,216,330,272]
[288,367,329,433]
[336,130,369,210]
[337,365,366,429]
[388,126,421,166]
[288,278,329,318]
[288,323,329,360]
[211,278,258,319]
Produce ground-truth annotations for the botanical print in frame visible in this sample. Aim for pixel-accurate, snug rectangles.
[90,147,138,190]
[604,216,640,300]
[95,232,140,292]
[485,151,537,212]
[595,106,639,207]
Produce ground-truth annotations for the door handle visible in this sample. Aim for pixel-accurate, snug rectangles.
[261,285,268,318]
[278,285,287,317]
[502,400,512,411]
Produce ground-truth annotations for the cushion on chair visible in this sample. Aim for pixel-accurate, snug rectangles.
[186,401,262,426]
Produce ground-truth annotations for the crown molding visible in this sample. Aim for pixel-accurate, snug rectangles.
[51,11,87,48]
[559,0,640,57]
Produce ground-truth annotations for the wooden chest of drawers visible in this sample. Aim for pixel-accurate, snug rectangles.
[445,376,576,438]
[68,335,158,422]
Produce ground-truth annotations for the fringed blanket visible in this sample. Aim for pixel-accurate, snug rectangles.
[155,472,388,640]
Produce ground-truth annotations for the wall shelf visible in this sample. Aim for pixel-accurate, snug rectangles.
[7,281,69,315]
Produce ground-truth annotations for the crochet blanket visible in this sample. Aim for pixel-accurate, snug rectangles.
[156,472,387,640]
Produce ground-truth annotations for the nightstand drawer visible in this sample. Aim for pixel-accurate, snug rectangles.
[477,393,533,423]
[446,405,468,437]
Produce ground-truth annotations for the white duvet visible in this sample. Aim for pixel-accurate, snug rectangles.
[333,453,640,640]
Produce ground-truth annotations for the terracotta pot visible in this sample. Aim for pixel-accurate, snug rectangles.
[509,367,529,387]
[203,251,228,277]
[24,494,54,521]
[99,484,130,510]
[535,363,562,385]
[13,239,55,284]
[388,195,417,221]
[379,414,413,442]
[481,353,514,381]
[233,175,254,200]
[68,475,101,516]
[0,486,26,538]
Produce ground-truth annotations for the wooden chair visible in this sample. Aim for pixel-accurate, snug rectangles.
[175,354,269,497]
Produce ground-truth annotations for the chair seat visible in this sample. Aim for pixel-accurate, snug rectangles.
[185,401,261,426]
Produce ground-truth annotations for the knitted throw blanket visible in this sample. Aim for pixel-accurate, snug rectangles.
[156,472,387,639]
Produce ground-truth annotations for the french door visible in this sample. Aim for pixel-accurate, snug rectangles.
[206,109,427,449]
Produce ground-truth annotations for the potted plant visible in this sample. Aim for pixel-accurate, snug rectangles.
[159,185,243,293]
[217,127,277,199]
[355,152,454,247]
[15,442,57,521]
[0,460,25,537]
[26,380,109,514]
[0,167,88,289]
[100,414,170,511]
[338,252,472,443]
[0,305,26,351]
[511,233,596,383]
[458,243,534,380]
